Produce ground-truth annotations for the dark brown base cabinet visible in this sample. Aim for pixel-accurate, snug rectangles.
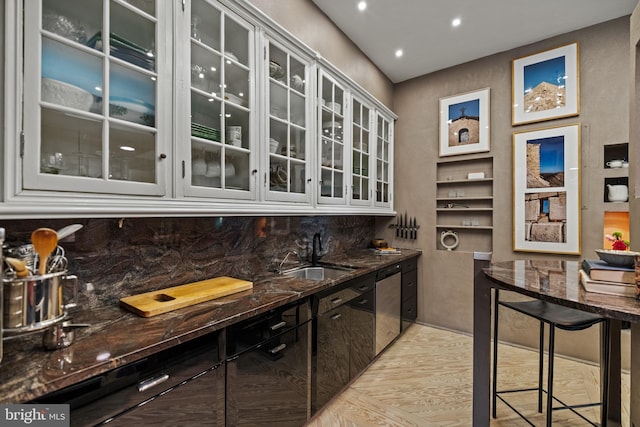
[401,258,418,331]
[225,299,312,426]
[34,332,225,426]
[31,257,420,426]
[311,273,376,414]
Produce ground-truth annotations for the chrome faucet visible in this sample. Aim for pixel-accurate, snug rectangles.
[311,233,322,266]
[278,250,301,274]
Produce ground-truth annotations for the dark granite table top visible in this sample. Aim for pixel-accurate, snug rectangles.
[484,259,640,323]
[0,249,420,403]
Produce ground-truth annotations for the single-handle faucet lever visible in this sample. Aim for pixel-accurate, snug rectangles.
[312,233,323,266]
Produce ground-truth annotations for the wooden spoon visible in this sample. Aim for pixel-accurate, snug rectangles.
[31,228,58,276]
[5,257,30,278]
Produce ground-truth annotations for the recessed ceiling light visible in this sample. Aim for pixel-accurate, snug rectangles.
[357,1,367,11]
[395,49,403,58]
[452,17,461,27]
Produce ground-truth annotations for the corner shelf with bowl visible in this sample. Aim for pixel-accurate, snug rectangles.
[435,155,493,252]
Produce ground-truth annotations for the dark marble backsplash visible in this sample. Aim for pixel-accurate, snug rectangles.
[1,216,376,309]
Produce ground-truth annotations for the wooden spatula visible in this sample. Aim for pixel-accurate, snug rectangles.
[31,228,58,276]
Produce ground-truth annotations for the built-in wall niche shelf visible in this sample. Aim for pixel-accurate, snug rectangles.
[435,155,493,252]
[602,211,630,250]
[436,224,493,230]
[604,176,629,204]
[603,142,628,168]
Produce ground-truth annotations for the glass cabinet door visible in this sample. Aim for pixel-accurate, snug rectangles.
[23,0,169,195]
[351,97,372,205]
[265,41,311,203]
[375,113,393,207]
[184,0,255,199]
[318,71,347,204]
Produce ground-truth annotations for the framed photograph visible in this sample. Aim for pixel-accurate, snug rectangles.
[513,123,581,254]
[439,88,490,157]
[512,42,579,126]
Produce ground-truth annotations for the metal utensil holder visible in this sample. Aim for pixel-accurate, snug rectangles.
[2,271,79,348]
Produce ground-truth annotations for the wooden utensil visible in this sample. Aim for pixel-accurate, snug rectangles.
[5,257,30,277]
[31,227,58,275]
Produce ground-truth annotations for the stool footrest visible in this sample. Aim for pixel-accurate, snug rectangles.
[496,387,602,426]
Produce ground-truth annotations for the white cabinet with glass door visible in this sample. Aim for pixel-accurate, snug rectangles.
[317,70,348,205]
[264,38,313,203]
[180,0,256,200]
[374,112,393,208]
[350,96,373,206]
[22,0,171,196]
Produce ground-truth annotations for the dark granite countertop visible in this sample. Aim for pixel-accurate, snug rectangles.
[484,259,640,323]
[0,249,420,403]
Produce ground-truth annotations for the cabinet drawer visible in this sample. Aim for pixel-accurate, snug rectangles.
[401,257,417,273]
[315,273,375,316]
[402,269,417,298]
[39,332,223,425]
[402,297,417,321]
[316,286,359,315]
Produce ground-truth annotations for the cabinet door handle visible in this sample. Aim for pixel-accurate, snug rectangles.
[270,321,287,331]
[330,313,342,320]
[358,299,368,305]
[330,297,343,305]
[138,373,169,392]
[269,343,287,354]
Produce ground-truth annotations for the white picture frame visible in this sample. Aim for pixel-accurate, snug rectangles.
[512,42,579,126]
[513,123,581,254]
[439,88,490,157]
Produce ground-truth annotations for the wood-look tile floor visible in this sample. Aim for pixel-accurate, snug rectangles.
[306,323,630,427]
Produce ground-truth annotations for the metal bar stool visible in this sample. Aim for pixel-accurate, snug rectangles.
[492,290,611,426]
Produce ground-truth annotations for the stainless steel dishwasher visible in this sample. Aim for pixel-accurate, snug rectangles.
[375,263,401,354]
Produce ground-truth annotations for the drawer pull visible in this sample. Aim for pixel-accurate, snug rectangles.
[138,373,169,392]
[358,299,368,305]
[269,343,287,354]
[358,286,368,291]
[270,321,287,331]
[331,313,342,320]
[331,297,343,305]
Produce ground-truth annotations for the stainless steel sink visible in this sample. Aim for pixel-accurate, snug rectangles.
[281,265,355,281]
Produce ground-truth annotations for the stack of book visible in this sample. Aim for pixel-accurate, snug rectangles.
[579,259,636,297]
[372,247,401,255]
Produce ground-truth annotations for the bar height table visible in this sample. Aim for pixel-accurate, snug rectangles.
[473,256,640,426]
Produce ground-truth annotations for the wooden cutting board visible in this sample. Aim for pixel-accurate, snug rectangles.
[120,276,253,317]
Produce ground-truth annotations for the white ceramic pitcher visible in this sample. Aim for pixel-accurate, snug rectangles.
[607,184,628,202]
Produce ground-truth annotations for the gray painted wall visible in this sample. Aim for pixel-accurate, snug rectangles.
[385,17,632,365]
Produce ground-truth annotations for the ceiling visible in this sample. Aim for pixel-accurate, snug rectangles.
[311,0,638,83]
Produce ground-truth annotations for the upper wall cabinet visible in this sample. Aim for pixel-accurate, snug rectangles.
[318,70,347,205]
[375,112,393,208]
[179,0,257,200]
[3,0,396,218]
[350,96,373,206]
[263,37,314,204]
[22,0,172,196]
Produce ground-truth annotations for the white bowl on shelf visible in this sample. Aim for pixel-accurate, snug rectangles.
[42,78,94,111]
[595,249,640,267]
[327,101,341,115]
